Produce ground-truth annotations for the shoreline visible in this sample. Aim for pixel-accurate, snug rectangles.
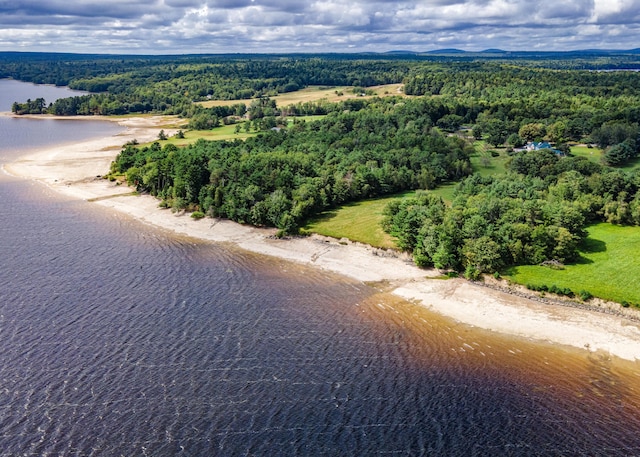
[5,115,640,362]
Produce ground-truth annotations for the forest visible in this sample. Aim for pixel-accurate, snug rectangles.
[383,152,640,279]
[110,99,473,233]
[4,51,640,280]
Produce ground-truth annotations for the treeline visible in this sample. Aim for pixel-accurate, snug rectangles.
[11,98,46,115]
[5,53,640,138]
[402,63,640,165]
[6,56,412,116]
[110,98,474,233]
[7,54,640,168]
[383,150,640,278]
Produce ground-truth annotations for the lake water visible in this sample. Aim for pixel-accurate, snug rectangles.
[0,80,123,155]
[1,80,640,456]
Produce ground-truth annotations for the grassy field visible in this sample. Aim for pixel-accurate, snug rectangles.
[619,156,640,172]
[302,192,414,249]
[470,141,510,177]
[302,184,462,248]
[289,115,327,123]
[139,123,255,148]
[197,84,406,109]
[568,144,640,171]
[570,144,602,162]
[505,223,640,304]
[151,116,332,148]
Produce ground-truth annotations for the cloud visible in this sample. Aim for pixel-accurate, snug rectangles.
[0,0,638,54]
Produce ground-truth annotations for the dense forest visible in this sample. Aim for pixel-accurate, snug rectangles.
[111,98,473,233]
[4,51,640,278]
[4,54,411,116]
[383,152,640,278]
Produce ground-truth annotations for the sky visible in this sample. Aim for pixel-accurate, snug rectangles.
[1,0,639,55]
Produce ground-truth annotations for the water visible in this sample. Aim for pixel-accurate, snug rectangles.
[0,79,122,155]
[0,79,88,109]
[1,81,640,456]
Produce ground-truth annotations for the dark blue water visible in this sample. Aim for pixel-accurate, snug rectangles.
[1,81,640,456]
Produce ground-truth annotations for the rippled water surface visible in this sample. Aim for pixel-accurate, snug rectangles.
[1,82,640,456]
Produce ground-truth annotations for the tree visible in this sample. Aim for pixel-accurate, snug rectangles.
[188,113,219,130]
[546,121,567,143]
[519,123,546,142]
[591,122,640,149]
[507,133,525,148]
[604,140,636,166]
[463,236,502,273]
[437,114,464,132]
[484,119,508,147]
[158,129,168,140]
[472,124,484,140]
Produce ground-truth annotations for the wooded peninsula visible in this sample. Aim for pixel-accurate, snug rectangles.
[3,50,640,306]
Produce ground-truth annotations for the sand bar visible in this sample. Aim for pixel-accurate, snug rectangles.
[5,115,640,362]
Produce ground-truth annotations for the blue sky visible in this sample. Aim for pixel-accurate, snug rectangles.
[1,0,639,54]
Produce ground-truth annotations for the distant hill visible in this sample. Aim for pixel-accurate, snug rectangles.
[417,48,640,58]
[384,50,418,55]
[425,48,467,54]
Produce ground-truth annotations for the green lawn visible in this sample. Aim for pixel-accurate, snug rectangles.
[160,123,256,146]
[428,183,457,203]
[506,223,640,304]
[470,141,510,177]
[302,192,416,249]
[302,184,460,248]
[142,118,328,148]
[620,156,640,172]
[569,144,640,172]
[569,144,603,162]
[138,123,255,148]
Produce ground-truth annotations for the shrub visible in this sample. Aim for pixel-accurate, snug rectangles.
[191,211,205,219]
[464,264,481,280]
[578,290,593,301]
[547,284,574,297]
[561,288,574,298]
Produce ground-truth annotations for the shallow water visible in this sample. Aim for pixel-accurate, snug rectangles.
[1,81,640,456]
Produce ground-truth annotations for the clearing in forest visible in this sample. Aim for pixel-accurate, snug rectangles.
[197,84,406,109]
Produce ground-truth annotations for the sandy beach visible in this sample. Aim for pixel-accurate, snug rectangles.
[5,115,640,362]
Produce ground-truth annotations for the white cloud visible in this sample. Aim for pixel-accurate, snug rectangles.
[0,0,638,54]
